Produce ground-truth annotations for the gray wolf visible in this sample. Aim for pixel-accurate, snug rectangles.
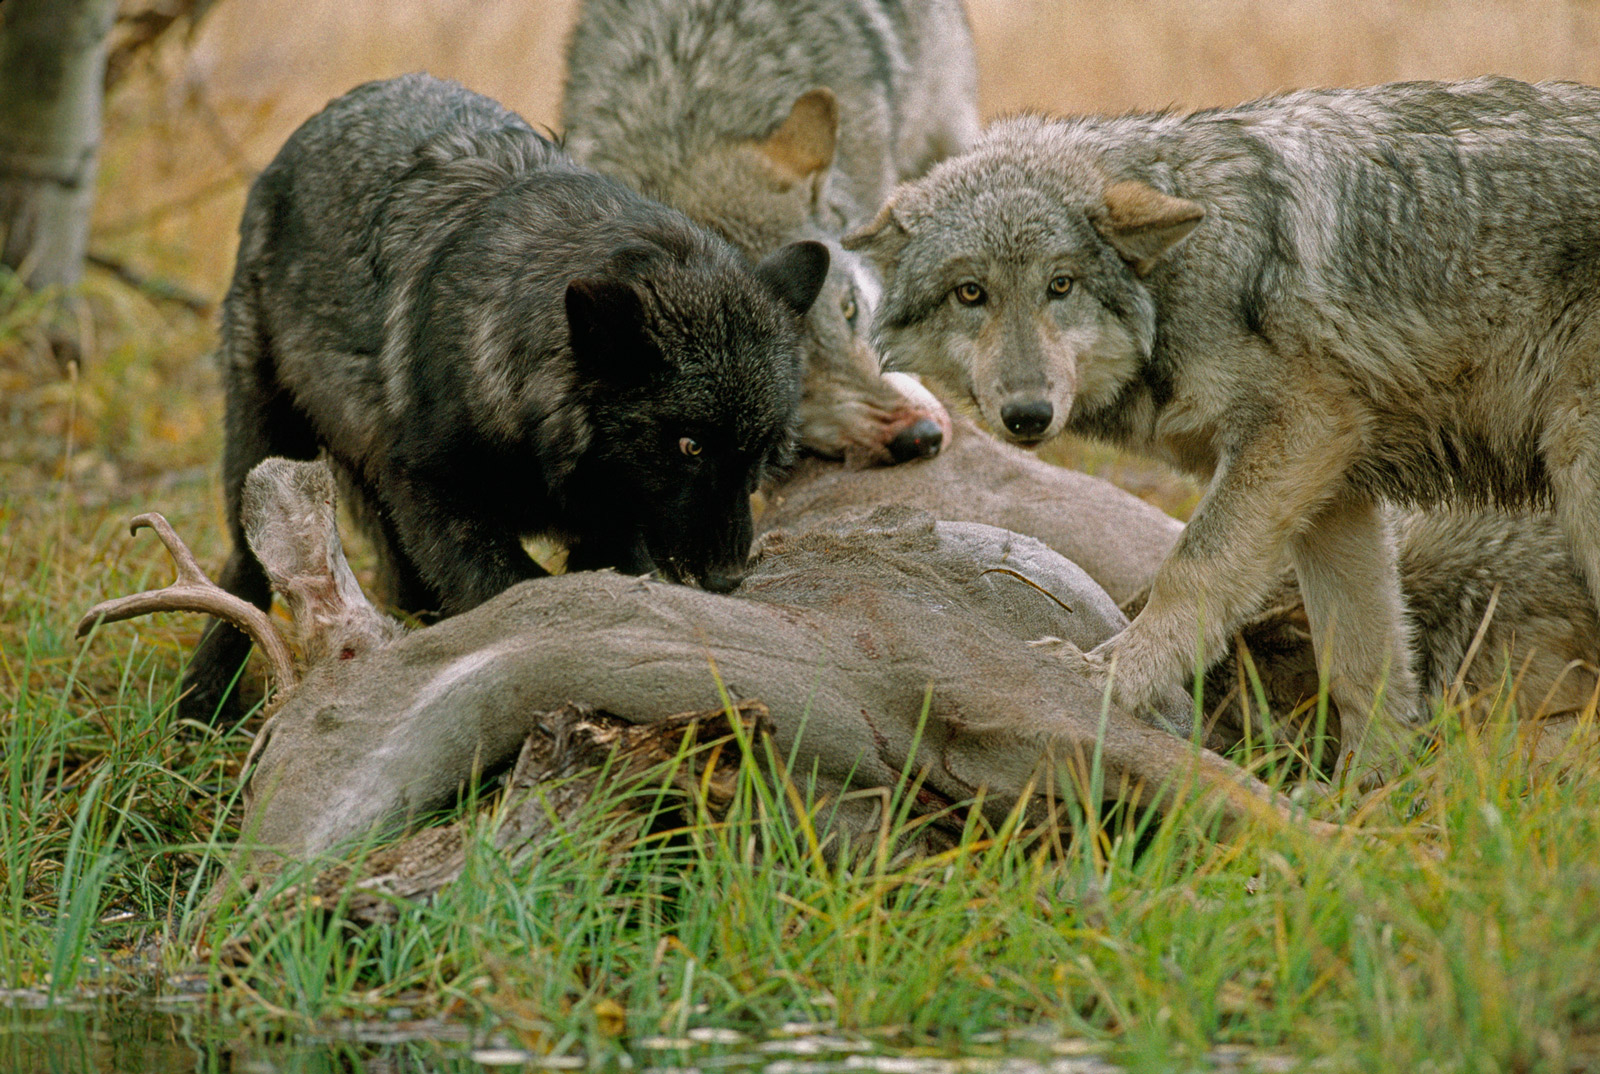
[846,76,1600,761]
[182,73,828,723]
[561,0,976,466]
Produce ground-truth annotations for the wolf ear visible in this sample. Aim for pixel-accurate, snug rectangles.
[1093,181,1204,275]
[564,277,660,378]
[753,88,839,190]
[841,199,909,268]
[756,239,830,319]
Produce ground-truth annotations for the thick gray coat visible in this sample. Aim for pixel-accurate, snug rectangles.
[850,77,1600,762]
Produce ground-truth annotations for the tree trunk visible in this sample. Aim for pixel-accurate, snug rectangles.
[0,0,118,292]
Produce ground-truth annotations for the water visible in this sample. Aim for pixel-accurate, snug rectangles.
[4,999,476,1074]
[2,999,1299,1074]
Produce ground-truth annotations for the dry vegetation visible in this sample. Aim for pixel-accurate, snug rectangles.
[23,0,1600,522]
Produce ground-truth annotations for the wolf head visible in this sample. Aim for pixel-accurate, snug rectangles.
[617,89,848,264]
[796,240,953,467]
[564,239,829,590]
[843,116,1203,448]
[583,88,950,466]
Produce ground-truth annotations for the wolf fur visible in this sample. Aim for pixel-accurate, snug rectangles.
[847,76,1600,759]
[182,73,828,723]
[561,0,975,465]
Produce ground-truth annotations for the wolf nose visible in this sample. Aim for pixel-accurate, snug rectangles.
[701,566,746,594]
[1000,400,1054,440]
[887,417,945,462]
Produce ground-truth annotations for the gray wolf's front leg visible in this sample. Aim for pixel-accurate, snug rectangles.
[1086,398,1387,727]
[1546,391,1600,650]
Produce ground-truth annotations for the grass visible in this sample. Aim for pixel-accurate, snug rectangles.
[8,503,1600,1072]
[7,297,1600,1068]
[7,2,1600,1069]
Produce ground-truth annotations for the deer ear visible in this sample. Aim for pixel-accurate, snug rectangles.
[752,88,839,188]
[564,277,661,378]
[1093,180,1204,275]
[841,198,909,266]
[755,239,830,318]
[243,458,398,666]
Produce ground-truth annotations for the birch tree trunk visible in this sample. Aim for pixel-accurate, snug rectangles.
[0,0,118,295]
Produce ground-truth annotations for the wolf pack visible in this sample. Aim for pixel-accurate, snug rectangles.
[178,0,1600,787]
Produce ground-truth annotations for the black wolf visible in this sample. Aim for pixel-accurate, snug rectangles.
[183,74,827,722]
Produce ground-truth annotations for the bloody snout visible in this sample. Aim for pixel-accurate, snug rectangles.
[887,417,946,462]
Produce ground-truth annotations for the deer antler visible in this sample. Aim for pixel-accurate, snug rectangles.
[77,513,298,690]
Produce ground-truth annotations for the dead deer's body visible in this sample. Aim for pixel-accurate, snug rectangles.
[243,510,1156,859]
[82,459,1333,872]
[764,413,1182,608]
[764,415,1600,741]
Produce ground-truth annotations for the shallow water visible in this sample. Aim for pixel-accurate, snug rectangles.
[4,998,473,1074]
[2,998,1298,1074]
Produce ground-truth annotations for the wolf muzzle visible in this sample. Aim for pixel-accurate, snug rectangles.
[699,564,748,593]
[888,417,946,462]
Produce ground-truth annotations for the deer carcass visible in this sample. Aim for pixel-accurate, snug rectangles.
[763,413,1600,751]
[79,458,1338,882]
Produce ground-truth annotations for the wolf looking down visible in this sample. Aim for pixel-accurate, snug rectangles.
[562,0,976,466]
[182,73,827,723]
[847,76,1600,765]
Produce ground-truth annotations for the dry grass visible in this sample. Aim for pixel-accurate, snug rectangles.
[975,0,1600,116]
[57,0,1600,519]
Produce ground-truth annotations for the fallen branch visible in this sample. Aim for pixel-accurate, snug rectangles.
[86,250,214,313]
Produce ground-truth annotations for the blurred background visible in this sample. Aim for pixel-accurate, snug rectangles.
[9,0,1600,516]
[99,0,1600,295]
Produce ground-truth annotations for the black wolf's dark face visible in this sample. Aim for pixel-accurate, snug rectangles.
[566,240,828,588]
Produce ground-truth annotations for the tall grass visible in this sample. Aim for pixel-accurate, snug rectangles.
[7,504,1600,1071]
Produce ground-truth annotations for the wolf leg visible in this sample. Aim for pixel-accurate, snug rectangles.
[379,469,545,616]
[1530,314,1600,635]
[1087,398,1362,723]
[894,0,980,179]
[1540,374,1600,629]
[1289,491,1419,770]
[367,501,445,619]
[181,315,321,724]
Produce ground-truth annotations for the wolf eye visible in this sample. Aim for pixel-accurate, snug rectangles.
[679,437,702,457]
[1048,275,1072,296]
[954,281,986,306]
[842,296,858,325]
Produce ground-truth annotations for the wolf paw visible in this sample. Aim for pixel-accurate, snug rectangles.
[1031,635,1106,673]
[1071,638,1195,735]
[1039,638,1118,701]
